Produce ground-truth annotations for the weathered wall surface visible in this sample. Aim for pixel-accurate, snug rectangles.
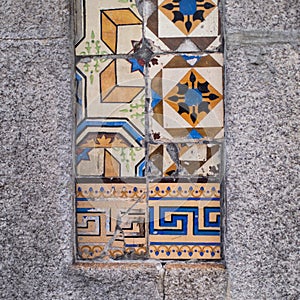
[0,0,299,299]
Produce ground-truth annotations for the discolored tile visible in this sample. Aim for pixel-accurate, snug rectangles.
[149,53,224,143]
[149,182,221,259]
[146,0,221,52]
[75,0,142,55]
[75,57,146,177]
[76,181,147,259]
[149,142,222,178]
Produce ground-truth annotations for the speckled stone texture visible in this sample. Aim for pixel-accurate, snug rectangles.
[0,0,70,39]
[225,42,300,299]
[1,0,300,299]
[164,264,228,300]
[225,0,299,31]
[0,38,162,299]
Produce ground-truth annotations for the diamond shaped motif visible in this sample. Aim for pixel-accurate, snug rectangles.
[159,0,217,35]
[164,69,222,127]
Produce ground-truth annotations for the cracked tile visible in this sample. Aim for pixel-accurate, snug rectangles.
[75,57,146,177]
[149,143,222,178]
[76,181,147,259]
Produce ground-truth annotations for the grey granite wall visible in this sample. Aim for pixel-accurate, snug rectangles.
[0,0,299,299]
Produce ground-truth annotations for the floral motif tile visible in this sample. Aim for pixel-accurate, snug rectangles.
[76,181,147,259]
[75,0,142,55]
[149,143,221,178]
[149,53,224,142]
[146,0,221,51]
[149,182,221,259]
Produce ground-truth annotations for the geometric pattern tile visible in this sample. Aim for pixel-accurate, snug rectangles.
[75,57,146,177]
[74,0,223,261]
[76,181,147,259]
[146,0,221,52]
[150,54,224,142]
[149,182,221,259]
[149,143,221,178]
[75,0,142,55]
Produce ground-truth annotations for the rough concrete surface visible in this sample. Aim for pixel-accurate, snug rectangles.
[1,0,300,299]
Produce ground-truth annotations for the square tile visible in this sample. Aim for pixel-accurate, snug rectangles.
[76,57,146,177]
[75,0,142,55]
[149,182,221,259]
[149,54,224,143]
[76,57,145,121]
[146,0,221,51]
[76,181,147,259]
[149,143,222,178]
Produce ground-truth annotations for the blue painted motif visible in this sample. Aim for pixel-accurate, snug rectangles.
[204,207,221,227]
[151,90,162,108]
[128,58,144,73]
[76,148,92,164]
[149,207,220,236]
[76,120,144,144]
[185,89,202,106]
[187,129,203,139]
[179,0,197,15]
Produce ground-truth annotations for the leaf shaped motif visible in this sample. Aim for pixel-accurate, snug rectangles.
[197,81,210,93]
[169,95,180,102]
[178,102,190,115]
[177,83,189,95]
[189,72,196,84]
[193,10,205,22]
[172,11,184,23]
[204,2,215,9]
[207,93,219,100]
[185,20,192,32]
[162,3,174,10]
[197,101,210,113]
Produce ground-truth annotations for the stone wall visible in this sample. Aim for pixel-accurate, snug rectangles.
[0,0,299,299]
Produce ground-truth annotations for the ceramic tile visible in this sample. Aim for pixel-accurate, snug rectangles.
[146,0,221,52]
[76,57,146,177]
[75,0,142,55]
[74,0,224,261]
[149,53,224,142]
[76,57,145,122]
[149,182,221,259]
[76,181,147,259]
[149,142,221,178]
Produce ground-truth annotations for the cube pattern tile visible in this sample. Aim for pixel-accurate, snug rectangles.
[75,0,223,260]
[75,0,142,55]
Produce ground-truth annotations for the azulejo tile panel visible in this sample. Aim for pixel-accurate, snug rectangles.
[146,0,221,51]
[74,0,223,260]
